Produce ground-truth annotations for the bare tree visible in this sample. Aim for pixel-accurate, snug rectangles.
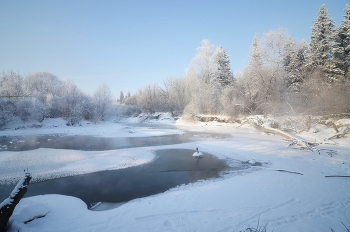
[25,72,64,104]
[94,83,112,121]
[60,80,84,125]
[0,70,28,99]
[136,84,160,114]
[242,29,296,116]
[159,77,188,115]
[192,39,215,84]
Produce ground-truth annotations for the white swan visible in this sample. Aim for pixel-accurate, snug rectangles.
[248,159,256,164]
[193,147,203,158]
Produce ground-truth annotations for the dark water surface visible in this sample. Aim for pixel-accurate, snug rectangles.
[0,149,242,208]
[0,125,239,209]
[0,131,229,152]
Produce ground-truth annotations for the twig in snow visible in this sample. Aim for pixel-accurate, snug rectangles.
[276,170,303,175]
[325,175,350,178]
[341,221,350,232]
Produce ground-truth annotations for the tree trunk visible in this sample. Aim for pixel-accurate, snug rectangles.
[0,172,32,232]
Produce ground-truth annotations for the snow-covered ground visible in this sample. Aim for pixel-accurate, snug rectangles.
[0,148,154,186]
[2,114,350,231]
[0,116,182,138]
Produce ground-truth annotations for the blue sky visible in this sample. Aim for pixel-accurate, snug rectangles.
[0,0,348,98]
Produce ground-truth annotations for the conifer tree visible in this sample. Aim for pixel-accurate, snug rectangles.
[212,46,234,86]
[284,40,307,90]
[242,35,263,113]
[249,34,263,68]
[308,4,335,79]
[332,4,350,78]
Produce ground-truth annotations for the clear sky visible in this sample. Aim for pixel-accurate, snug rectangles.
[0,0,348,98]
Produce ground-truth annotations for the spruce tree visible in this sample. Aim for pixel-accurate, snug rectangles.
[249,34,263,68]
[284,40,307,91]
[332,4,350,78]
[212,46,233,86]
[308,4,335,79]
[242,35,263,112]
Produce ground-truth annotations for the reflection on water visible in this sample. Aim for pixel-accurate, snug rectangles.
[187,170,219,182]
[0,149,243,209]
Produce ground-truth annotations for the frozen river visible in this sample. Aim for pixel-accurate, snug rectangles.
[0,125,240,209]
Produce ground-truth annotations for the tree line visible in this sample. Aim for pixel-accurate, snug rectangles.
[127,4,350,118]
[0,71,120,127]
[1,4,349,128]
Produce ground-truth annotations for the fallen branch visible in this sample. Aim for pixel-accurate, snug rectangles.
[329,122,339,133]
[325,125,349,141]
[276,170,303,175]
[325,176,350,178]
[252,119,337,157]
[252,122,317,148]
[254,124,293,140]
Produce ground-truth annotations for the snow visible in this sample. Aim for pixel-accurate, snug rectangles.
[119,112,176,125]
[9,199,49,230]
[0,117,182,138]
[2,115,350,231]
[0,148,154,186]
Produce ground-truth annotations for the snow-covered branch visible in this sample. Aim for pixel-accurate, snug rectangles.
[0,172,32,232]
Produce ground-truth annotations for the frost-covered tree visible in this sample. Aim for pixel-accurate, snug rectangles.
[159,77,188,114]
[284,40,307,91]
[240,35,262,114]
[119,91,125,104]
[308,4,335,79]
[183,66,221,115]
[184,40,233,114]
[0,98,14,128]
[25,72,64,104]
[220,71,242,117]
[242,29,296,115]
[332,4,350,78]
[249,34,263,68]
[0,70,27,99]
[136,84,162,114]
[80,95,95,121]
[260,28,295,72]
[25,72,65,119]
[212,46,234,87]
[192,39,215,84]
[0,71,29,124]
[60,80,85,125]
[94,83,112,121]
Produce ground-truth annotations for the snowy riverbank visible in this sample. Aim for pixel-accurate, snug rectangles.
[1,114,350,231]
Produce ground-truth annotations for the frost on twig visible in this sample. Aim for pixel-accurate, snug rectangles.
[0,172,32,232]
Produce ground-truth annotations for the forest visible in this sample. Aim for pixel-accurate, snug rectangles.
[1,4,349,128]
